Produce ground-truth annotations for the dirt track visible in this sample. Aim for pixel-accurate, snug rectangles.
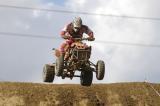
[0,82,160,106]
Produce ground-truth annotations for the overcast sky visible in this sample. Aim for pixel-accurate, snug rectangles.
[0,0,160,84]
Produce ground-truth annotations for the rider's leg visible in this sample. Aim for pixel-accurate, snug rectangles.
[60,42,67,58]
[64,40,74,60]
[60,40,73,60]
[60,40,72,53]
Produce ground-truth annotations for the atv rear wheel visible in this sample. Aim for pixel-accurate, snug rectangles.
[80,69,93,86]
[96,60,105,80]
[55,55,64,76]
[43,64,55,82]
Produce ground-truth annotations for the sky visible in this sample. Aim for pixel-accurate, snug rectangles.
[0,0,160,84]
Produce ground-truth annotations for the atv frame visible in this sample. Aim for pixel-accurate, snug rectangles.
[43,38,105,86]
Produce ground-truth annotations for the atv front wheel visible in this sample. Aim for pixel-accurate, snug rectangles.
[55,55,64,76]
[96,60,105,80]
[43,64,55,82]
[80,69,93,86]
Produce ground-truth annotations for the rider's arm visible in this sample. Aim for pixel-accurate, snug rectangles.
[60,24,72,39]
[83,25,95,41]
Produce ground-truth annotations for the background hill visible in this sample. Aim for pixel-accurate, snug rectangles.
[0,82,160,106]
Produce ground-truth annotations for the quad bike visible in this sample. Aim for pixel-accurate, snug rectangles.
[43,37,105,86]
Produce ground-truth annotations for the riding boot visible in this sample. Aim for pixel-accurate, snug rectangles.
[61,52,65,59]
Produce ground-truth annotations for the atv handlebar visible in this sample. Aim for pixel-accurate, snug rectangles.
[73,38,88,41]
[63,35,94,41]
[73,37,95,41]
[63,36,88,41]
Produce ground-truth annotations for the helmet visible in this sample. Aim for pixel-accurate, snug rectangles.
[72,17,82,32]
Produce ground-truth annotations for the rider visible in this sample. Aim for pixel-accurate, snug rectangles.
[60,17,95,57]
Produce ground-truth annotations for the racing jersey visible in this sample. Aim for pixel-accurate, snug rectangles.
[60,23,94,39]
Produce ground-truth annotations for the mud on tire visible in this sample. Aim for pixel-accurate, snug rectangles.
[96,60,105,80]
[80,69,93,86]
[55,55,64,76]
[43,64,55,82]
